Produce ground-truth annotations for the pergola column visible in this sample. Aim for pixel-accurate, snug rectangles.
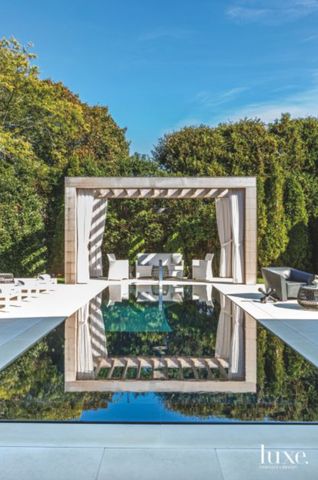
[65,186,77,284]
[244,186,257,284]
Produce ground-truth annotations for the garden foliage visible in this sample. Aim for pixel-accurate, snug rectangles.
[0,38,317,276]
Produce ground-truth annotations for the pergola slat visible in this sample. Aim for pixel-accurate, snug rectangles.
[98,356,223,370]
[122,360,129,379]
[95,187,228,199]
[137,360,142,379]
[107,360,115,379]
[215,358,228,379]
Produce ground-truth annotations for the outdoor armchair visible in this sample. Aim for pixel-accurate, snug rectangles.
[261,267,314,301]
[192,284,214,306]
[107,254,129,280]
[192,254,214,281]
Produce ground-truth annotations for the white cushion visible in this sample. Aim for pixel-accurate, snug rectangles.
[172,253,183,265]
[192,259,200,267]
[136,265,153,277]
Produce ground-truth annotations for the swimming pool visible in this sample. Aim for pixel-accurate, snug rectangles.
[1,283,318,423]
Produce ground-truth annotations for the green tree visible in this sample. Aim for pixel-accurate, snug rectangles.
[0,37,129,276]
[0,128,47,274]
[152,118,317,273]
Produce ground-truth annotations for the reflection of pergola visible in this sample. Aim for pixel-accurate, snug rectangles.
[65,176,257,285]
[64,303,256,394]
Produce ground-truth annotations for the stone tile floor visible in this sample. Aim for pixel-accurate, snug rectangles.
[1,424,318,480]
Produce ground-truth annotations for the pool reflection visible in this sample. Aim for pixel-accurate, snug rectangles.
[65,284,256,394]
[2,282,318,422]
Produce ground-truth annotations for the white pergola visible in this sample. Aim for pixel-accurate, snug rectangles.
[64,176,257,285]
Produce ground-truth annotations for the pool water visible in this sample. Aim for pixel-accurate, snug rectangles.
[1,283,318,423]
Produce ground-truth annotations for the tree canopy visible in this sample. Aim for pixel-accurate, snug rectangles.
[0,37,317,276]
[151,117,318,272]
[0,38,129,275]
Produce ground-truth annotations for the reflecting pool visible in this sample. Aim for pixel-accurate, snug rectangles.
[1,283,318,423]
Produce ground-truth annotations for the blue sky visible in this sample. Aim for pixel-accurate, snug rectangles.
[2,0,318,154]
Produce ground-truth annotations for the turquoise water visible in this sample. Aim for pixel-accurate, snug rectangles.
[104,302,172,333]
[103,285,216,359]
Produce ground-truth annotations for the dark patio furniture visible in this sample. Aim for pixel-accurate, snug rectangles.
[151,265,169,280]
[258,287,278,303]
[297,285,318,310]
[261,267,314,302]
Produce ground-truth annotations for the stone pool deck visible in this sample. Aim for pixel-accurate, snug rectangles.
[0,423,318,479]
[0,279,108,370]
[214,283,318,368]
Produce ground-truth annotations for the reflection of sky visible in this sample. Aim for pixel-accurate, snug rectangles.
[80,392,241,423]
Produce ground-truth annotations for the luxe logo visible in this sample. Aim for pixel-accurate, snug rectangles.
[260,444,309,469]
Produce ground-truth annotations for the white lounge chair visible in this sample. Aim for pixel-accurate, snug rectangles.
[192,254,214,281]
[107,254,129,280]
[0,284,23,309]
[17,275,57,296]
[37,274,57,289]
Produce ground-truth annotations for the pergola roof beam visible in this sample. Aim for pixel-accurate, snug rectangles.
[95,187,229,199]
[99,356,223,369]
[66,176,256,189]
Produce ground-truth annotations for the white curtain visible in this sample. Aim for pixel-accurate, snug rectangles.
[228,304,244,379]
[215,197,232,278]
[229,190,244,283]
[89,198,108,277]
[215,294,232,361]
[89,293,108,365]
[77,190,95,283]
[77,303,94,378]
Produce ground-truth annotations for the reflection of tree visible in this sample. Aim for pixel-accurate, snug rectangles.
[160,325,318,422]
[106,297,218,357]
[2,313,317,422]
[0,325,111,421]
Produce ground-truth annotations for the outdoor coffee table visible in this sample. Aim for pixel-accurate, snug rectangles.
[297,285,318,310]
[151,265,169,279]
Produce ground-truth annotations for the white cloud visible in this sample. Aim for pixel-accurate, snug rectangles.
[226,0,318,24]
[302,33,318,43]
[195,87,248,108]
[166,72,318,136]
[220,84,318,123]
[227,6,269,22]
[173,77,318,132]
